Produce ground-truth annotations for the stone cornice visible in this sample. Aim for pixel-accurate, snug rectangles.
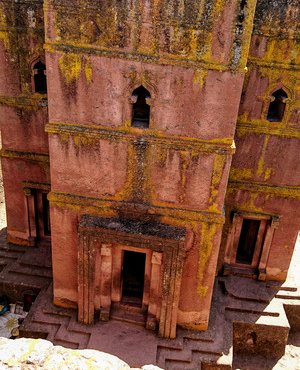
[22,181,51,192]
[49,191,225,225]
[228,180,300,200]
[247,59,300,71]
[44,43,239,73]
[236,122,300,140]
[46,122,235,155]
[0,0,43,4]
[0,149,49,163]
[0,95,48,109]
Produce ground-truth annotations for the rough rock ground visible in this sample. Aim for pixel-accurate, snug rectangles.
[0,164,300,369]
[0,337,163,370]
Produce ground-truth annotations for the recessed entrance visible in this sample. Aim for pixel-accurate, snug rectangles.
[236,219,261,265]
[33,190,51,240]
[121,250,146,306]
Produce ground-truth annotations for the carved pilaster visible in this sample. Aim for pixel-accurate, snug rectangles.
[147,252,162,331]
[258,217,280,281]
[99,244,113,321]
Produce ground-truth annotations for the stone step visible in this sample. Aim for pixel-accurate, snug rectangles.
[225,294,274,312]
[201,361,232,370]
[31,310,71,326]
[157,346,192,367]
[185,339,224,356]
[0,256,18,264]
[54,323,90,349]
[180,328,216,343]
[224,277,274,303]
[19,248,52,268]
[52,339,79,349]
[66,315,95,335]
[224,298,287,325]
[110,306,146,327]
[276,292,300,300]
[42,307,74,318]
[8,264,52,279]
[267,284,297,292]
[225,306,279,318]
[1,270,50,288]
[20,321,60,342]
[0,249,25,258]
[163,359,194,370]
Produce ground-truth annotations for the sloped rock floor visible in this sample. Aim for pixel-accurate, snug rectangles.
[0,232,297,369]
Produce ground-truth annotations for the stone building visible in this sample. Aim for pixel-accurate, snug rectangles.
[0,0,299,339]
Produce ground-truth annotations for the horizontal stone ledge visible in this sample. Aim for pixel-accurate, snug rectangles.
[0,95,48,108]
[48,191,225,224]
[44,42,240,73]
[0,149,49,163]
[228,180,300,200]
[46,123,235,154]
[236,123,300,140]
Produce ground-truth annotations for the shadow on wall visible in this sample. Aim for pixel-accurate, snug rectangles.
[0,133,7,230]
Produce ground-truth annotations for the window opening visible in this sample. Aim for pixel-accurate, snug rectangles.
[132,86,151,128]
[33,61,47,94]
[23,291,37,312]
[236,219,261,265]
[122,250,146,306]
[42,193,51,236]
[267,89,288,122]
[33,189,40,239]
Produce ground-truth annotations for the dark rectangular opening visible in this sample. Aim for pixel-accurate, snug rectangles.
[236,219,260,265]
[42,193,51,236]
[122,250,146,305]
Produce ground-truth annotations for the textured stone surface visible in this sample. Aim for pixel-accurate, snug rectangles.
[0,0,299,350]
[0,337,163,370]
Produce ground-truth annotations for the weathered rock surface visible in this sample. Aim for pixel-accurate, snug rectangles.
[0,337,163,370]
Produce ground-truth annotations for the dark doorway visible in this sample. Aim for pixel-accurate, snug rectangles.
[34,190,51,240]
[42,193,51,236]
[122,251,146,305]
[236,219,261,265]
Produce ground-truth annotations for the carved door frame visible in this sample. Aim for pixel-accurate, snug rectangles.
[77,216,186,339]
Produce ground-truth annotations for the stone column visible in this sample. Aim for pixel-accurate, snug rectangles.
[223,213,243,272]
[158,245,184,339]
[258,216,280,280]
[23,188,36,243]
[111,247,122,303]
[78,235,95,324]
[146,251,162,331]
[99,244,113,321]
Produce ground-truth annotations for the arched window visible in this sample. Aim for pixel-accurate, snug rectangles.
[267,89,288,122]
[33,61,47,94]
[131,86,151,128]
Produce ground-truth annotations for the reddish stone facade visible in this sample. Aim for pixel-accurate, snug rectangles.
[0,0,299,338]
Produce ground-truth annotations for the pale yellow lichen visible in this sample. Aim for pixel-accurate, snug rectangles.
[58,53,82,84]
[197,223,218,297]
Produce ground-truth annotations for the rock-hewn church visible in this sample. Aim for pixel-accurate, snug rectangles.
[0,0,299,338]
